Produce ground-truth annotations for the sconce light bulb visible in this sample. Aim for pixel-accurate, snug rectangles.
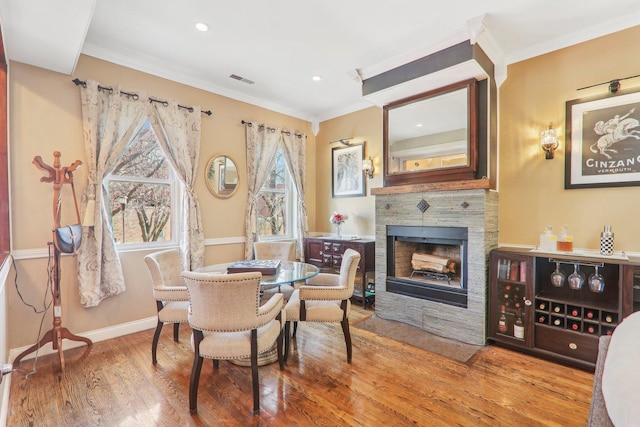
[541,125,559,160]
[362,157,375,179]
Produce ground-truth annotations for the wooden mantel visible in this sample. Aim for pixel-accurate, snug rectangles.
[370,178,490,195]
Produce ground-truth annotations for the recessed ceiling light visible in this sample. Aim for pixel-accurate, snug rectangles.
[312,75,322,82]
[416,123,423,127]
[195,22,210,32]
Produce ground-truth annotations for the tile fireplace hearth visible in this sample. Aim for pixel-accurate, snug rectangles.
[373,181,498,345]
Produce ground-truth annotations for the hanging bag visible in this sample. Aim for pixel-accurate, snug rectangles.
[54,179,83,254]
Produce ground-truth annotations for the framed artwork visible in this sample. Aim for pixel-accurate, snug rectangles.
[565,89,640,189]
[332,144,365,197]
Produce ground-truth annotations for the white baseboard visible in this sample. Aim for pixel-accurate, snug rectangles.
[8,316,157,363]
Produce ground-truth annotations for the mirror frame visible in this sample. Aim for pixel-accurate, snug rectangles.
[383,78,479,186]
[205,154,240,199]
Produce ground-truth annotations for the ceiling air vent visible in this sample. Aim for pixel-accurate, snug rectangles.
[229,74,255,85]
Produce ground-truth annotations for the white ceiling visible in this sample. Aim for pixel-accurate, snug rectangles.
[1,0,640,125]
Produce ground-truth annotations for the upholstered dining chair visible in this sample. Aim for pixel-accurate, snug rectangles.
[284,248,361,363]
[144,249,190,364]
[254,240,297,300]
[181,271,286,415]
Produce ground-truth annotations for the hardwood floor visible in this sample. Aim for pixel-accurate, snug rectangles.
[7,306,594,426]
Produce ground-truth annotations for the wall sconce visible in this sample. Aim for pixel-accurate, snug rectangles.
[362,157,375,179]
[541,124,559,159]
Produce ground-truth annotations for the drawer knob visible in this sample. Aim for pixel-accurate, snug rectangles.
[568,342,578,350]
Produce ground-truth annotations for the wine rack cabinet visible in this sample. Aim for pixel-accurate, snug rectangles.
[489,248,639,370]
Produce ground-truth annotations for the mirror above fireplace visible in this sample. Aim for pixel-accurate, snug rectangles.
[383,78,479,186]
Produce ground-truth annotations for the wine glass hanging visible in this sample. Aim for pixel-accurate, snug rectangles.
[550,262,565,287]
[549,259,605,293]
[568,264,585,290]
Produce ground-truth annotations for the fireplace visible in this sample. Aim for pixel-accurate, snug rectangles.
[387,225,468,307]
[373,183,498,345]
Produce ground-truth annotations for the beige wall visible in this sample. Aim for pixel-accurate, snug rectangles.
[498,25,640,251]
[314,107,382,237]
[7,55,314,349]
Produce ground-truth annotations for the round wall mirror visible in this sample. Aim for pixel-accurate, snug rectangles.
[205,154,239,199]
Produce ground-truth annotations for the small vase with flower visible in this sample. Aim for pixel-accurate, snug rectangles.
[330,212,348,239]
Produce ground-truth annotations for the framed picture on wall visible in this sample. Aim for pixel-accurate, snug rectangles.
[332,144,365,197]
[565,89,640,189]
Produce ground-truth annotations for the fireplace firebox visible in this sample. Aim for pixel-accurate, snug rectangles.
[387,225,468,307]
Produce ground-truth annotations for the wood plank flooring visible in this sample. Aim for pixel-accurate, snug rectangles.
[7,306,594,426]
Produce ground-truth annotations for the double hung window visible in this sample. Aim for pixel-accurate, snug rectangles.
[103,121,181,247]
[256,148,297,239]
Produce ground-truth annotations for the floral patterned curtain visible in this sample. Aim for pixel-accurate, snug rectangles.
[281,131,308,260]
[77,80,145,306]
[148,102,204,271]
[244,123,281,260]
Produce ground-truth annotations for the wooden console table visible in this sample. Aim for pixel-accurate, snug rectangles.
[304,237,375,308]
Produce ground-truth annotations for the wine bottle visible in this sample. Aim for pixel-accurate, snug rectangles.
[539,302,547,310]
[514,309,525,339]
[498,305,508,334]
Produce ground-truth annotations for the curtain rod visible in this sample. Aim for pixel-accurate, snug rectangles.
[72,79,213,116]
[241,120,304,138]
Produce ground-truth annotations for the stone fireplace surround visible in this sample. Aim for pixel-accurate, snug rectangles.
[372,180,498,345]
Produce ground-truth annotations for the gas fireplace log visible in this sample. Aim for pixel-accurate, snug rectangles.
[411,253,456,273]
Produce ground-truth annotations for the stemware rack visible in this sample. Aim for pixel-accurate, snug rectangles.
[548,258,604,269]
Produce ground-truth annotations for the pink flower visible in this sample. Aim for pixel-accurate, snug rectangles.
[330,212,348,224]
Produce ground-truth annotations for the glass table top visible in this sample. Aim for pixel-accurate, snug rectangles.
[197,261,319,288]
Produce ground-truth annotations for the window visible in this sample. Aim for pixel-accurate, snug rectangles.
[256,148,297,239]
[103,121,181,247]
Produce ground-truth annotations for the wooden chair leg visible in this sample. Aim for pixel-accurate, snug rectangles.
[213,359,219,370]
[341,317,353,363]
[250,329,260,414]
[292,321,298,338]
[173,323,180,341]
[190,330,205,414]
[277,327,284,369]
[151,319,164,364]
[284,322,290,361]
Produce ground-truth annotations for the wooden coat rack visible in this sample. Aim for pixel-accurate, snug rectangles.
[13,151,93,370]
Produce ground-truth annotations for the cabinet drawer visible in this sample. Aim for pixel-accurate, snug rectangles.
[535,325,598,364]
